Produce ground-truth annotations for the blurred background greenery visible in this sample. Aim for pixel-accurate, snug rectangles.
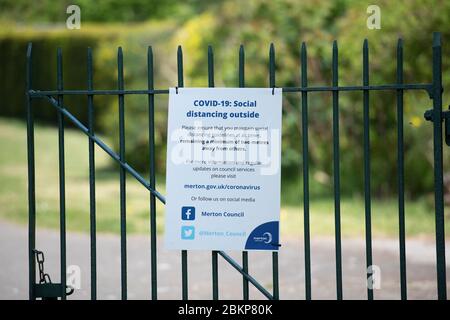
[0,0,449,236]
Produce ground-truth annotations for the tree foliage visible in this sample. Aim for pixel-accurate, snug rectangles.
[1,0,449,198]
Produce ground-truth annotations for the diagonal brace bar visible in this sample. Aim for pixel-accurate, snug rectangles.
[41,95,166,204]
[218,251,274,300]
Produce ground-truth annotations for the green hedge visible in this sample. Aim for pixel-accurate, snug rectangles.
[0,28,123,126]
[0,22,177,176]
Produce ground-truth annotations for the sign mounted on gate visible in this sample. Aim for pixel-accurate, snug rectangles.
[164,88,282,251]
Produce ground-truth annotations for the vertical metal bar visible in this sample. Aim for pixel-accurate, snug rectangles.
[272,253,279,300]
[117,47,127,300]
[431,32,447,300]
[332,40,343,300]
[239,45,250,300]
[269,43,279,300]
[178,46,189,301]
[181,252,188,300]
[396,39,407,300]
[26,43,36,300]
[87,47,97,300]
[208,45,219,301]
[56,48,67,300]
[242,255,249,300]
[147,46,158,300]
[362,39,373,300]
[239,45,245,89]
[301,42,311,300]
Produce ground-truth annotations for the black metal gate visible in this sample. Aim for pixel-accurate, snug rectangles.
[26,32,448,300]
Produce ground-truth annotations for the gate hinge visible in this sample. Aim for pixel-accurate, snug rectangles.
[424,107,450,146]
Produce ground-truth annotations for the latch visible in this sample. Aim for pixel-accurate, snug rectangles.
[33,249,74,300]
[424,107,450,146]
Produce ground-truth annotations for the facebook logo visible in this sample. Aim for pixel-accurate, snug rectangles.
[181,226,195,240]
[181,206,195,220]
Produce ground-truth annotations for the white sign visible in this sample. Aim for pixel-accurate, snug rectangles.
[165,88,282,251]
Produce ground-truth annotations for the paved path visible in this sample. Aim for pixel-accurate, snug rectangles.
[1,220,449,300]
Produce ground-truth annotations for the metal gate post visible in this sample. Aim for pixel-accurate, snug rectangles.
[431,32,447,300]
[26,43,36,300]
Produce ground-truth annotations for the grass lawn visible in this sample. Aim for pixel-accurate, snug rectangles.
[0,117,448,238]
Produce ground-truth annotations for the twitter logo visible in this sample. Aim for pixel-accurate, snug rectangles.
[181,226,195,240]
